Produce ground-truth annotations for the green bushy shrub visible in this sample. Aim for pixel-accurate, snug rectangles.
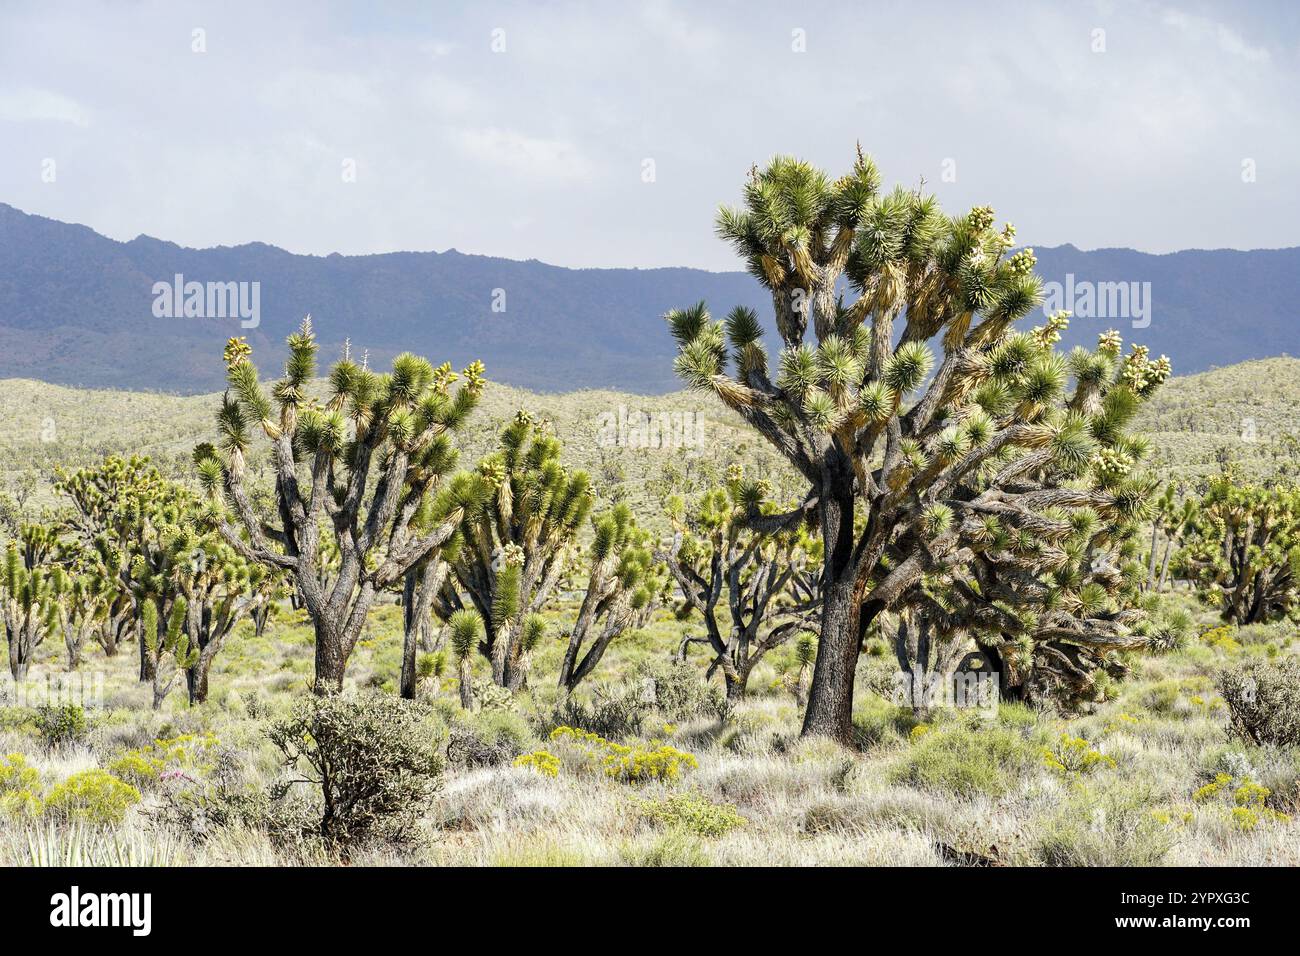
[43,770,141,826]
[1217,657,1300,748]
[267,693,442,848]
[890,721,1038,798]
[546,687,646,741]
[1036,786,1174,866]
[34,704,87,749]
[636,791,746,838]
[637,659,730,723]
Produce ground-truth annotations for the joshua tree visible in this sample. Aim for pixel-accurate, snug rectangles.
[193,323,485,692]
[1,542,57,680]
[442,411,592,690]
[557,503,665,692]
[1145,482,1195,592]
[140,596,193,710]
[398,477,475,699]
[662,467,822,698]
[55,456,175,667]
[1178,475,1300,625]
[50,568,108,670]
[448,609,481,709]
[171,536,269,704]
[667,150,1169,740]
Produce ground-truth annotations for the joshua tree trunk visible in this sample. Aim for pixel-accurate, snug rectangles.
[8,643,28,682]
[400,560,445,700]
[138,617,155,682]
[1157,536,1176,591]
[457,655,474,709]
[314,619,350,694]
[801,487,861,743]
[185,664,210,705]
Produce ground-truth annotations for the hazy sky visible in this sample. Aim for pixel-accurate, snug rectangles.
[2,0,1297,269]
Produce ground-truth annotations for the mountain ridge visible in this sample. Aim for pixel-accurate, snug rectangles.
[1,202,1296,394]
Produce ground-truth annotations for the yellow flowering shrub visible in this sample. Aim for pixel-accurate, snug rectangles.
[1192,773,1289,830]
[546,726,699,784]
[43,770,141,825]
[1201,626,1241,654]
[602,742,698,783]
[1192,772,1233,802]
[0,753,43,819]
[108,732,220,789]
[1042,734,1116,775]
[514,749,561,777]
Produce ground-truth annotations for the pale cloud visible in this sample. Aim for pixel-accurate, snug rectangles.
[0,0,1295,268]
[451,127,595,182]
[0,87,89,126]
[1162,8,1271,63]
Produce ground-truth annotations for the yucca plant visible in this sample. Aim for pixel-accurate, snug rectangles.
[661,466,821,699]
[558,503,668,692]
[448,609,482,710]
[193,320,486,691]
[1177,474,1300,624]
[1,540,58,680]
[440,410,592,691]
[667,149,1170,739]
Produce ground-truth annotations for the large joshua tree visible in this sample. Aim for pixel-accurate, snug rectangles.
[667,150,1169,740]
[193,322,486,692]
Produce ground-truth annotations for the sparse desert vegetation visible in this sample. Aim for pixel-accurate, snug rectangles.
[0,150,1296,871]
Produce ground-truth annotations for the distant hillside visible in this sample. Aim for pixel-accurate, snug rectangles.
[2,357,1296,527]
[1,202,1297,394]
[1132,356,1300,484]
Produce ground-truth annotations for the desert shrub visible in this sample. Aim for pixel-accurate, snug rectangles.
[851,698,925,748]
[446,711,535,770]
[548,726,699,783]
[33,703,87,749]
[637,659,729,723]
[1042,734,1116,775]
[108,732,220,790]
[1191,771,1291,829]
[0,752,42,818]
[1036,786,1173,866]
[154,749,316,846]
[636,791,746,838]
[890,722,1037,798]
[1140,680,1184,715]
[621,829,708,866]
[1217,657,1300,748]
[267,693,442,848]
[546,687,646,741]
[43,770,141,826]
[513,750,561,777]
